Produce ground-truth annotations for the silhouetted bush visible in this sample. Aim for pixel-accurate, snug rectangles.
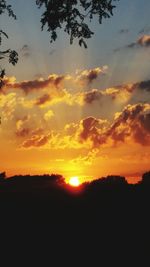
[0,172,6,181]
[140,171,150,184]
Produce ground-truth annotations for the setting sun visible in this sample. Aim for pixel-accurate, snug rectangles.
[69,176,80,187]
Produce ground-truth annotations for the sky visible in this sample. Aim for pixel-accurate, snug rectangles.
[0,0,150,183]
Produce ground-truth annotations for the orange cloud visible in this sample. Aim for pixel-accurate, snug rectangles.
[114,35,150,51]
[137,35,150,47]
[70,149,99,166]
[127,35,150,49]
[2,74,65,94]
[108,104,150,145]
[63,104,150,149]
[76,86,132,110]
[16,128,30,138]
[1,71,150,152]
[44,110,54,121]
[21,134,50,148]
[15,103,150,151]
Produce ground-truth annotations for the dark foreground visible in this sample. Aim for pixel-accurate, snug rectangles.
[0,172,150,265]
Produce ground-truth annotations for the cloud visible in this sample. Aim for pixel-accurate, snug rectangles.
[0,92,17,123]
[127,35,150,48]
[1,70,150,152]
[70,149,99,166]
[108,104,150,146]
[18,103,150,150]
[1,68,109,108]
[114,35,150,52]
[3,74,65,93]
[127,43,136,48]
[21,134,50,148]
[15,117,46,138]
[84,79,150,103]
[137,35,150,47]
[119,29,129,34]
[139,26,150,34]
[75,66,108,86]
[16,116,30,137]
[63,104,150,149]
[16,127,30,137]
[82,89,103,104]
[132,80,150,92]
[77,117,108,148]
[20,44,31,58]
[77,85,131,107]
[44,110,54,121]
[1,74,74,107]
[35,94,51,106]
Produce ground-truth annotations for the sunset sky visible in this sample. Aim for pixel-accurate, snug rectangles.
[0,0,150,183]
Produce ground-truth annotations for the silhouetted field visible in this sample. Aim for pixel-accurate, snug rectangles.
[0,171,150,264]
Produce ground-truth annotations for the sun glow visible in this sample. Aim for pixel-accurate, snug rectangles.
[68,176,80,187]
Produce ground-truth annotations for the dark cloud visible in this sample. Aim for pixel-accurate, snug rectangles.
[113,79,150,95]
[22,134,50,148]
[16,128,30,137]
[119,29,129,34]
[4,75,64,93]
[76,66,108,86]
[84,89,102,104]
[20,44,31,58]
[139,26,150,34]
[114,42,136,52]
[21,45,29,51]
[127,35,150,48]
[108,104,150,146]
[76,104,150,148]
[113,47,121,52]
[114,35,150,52]
[79,117,106,147]
[80,117,99,140]
[82,87,122,105]
[87,70,100,84]
[17,127,44,139]
[133,80,150,92]
[127,42,137,48]
[35,94,51,106]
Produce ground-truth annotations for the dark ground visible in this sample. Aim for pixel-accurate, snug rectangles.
[0,172,150,265]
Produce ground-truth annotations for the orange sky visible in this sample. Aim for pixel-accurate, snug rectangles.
[0,69,150,184]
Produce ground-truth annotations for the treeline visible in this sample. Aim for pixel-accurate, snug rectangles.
[0,171,150,193]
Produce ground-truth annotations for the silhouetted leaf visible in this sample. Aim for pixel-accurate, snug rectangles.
[36,0,119,47]
[79,38,87,48]
[9,50,18,65]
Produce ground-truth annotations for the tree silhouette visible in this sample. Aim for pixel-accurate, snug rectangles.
[36,0,118,48]
[140,171,150,185]
[0,0,18,87]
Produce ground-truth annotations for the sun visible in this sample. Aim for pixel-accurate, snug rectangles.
[68,176,80,187]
